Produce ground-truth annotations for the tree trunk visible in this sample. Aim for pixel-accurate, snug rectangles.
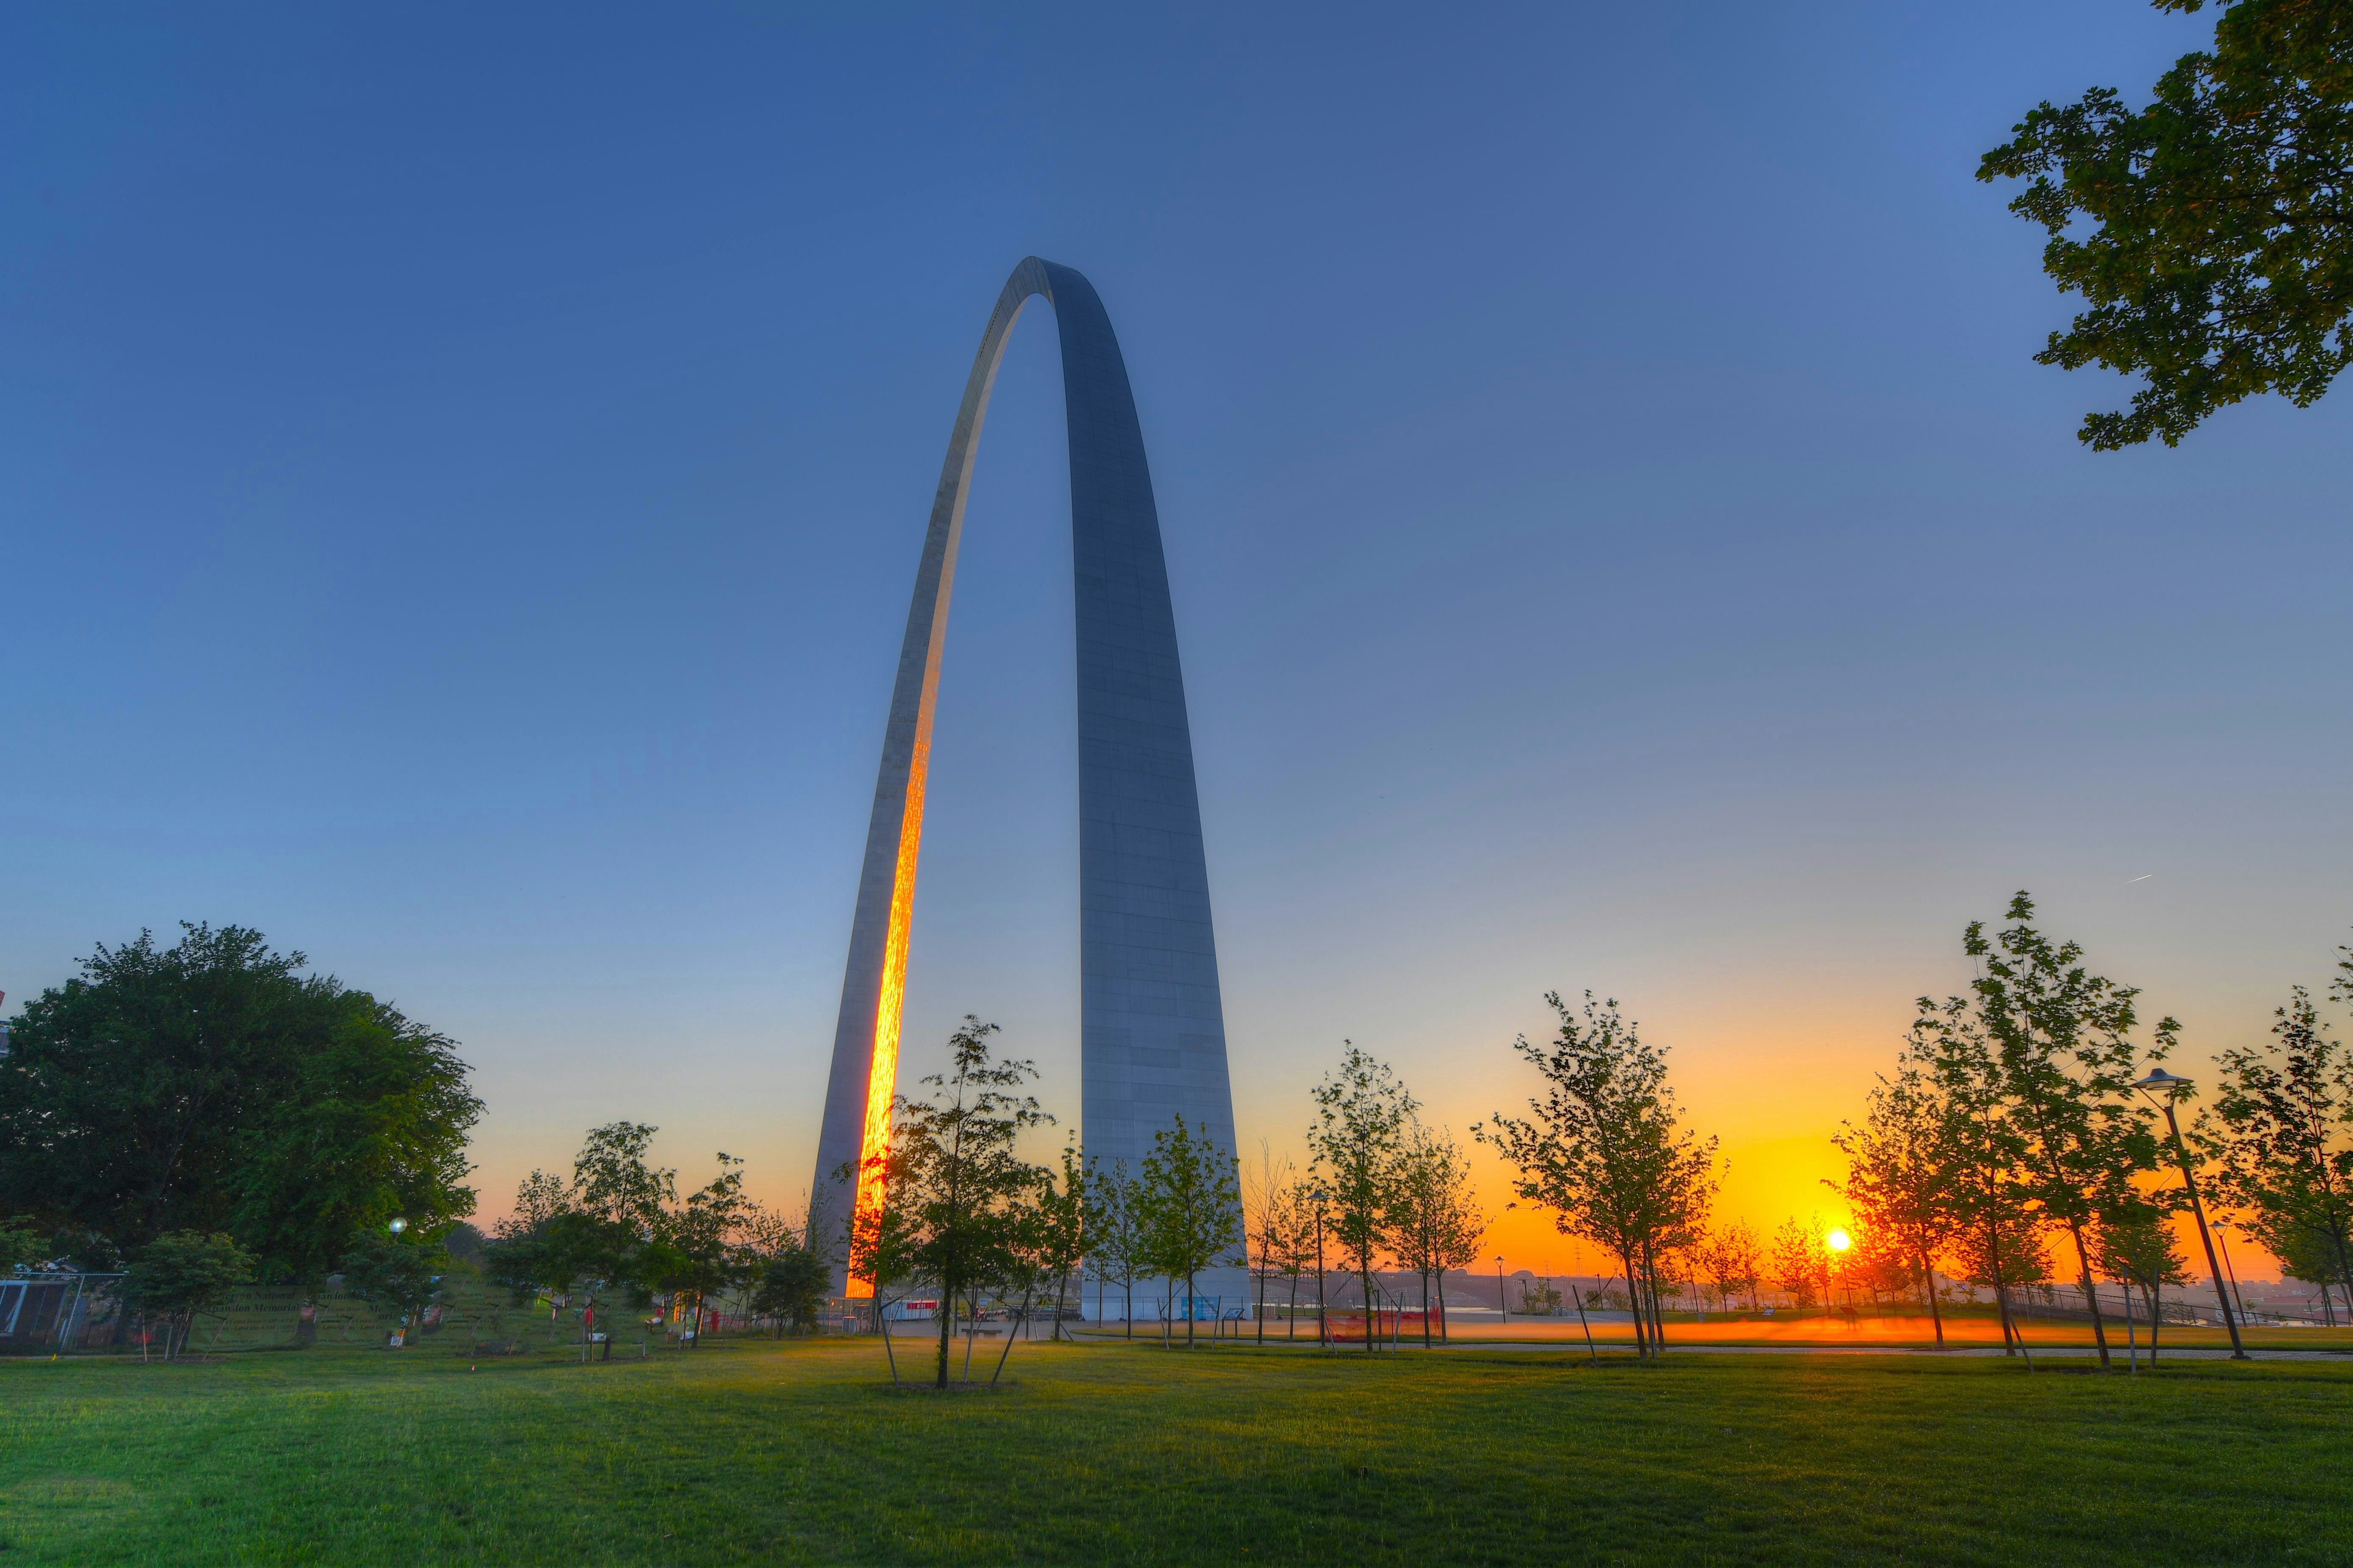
[936,1276,954,1388]
[2062,1218,2112,1369]
[1185,1272,1198,1349]
[1918,1247,1944,1348]
[879,1299,900,1386]
[1256,1254,1265,1346]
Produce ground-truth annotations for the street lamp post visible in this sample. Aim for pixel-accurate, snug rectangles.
[1496,1256,1507,1323]
[2132,1069,2248,1361]
[1311,1189,1329,1350]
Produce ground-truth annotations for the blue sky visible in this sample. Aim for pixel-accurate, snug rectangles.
[6,2,2347,1248]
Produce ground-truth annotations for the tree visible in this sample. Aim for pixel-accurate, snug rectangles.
[1770,1216,1828,1311]
[1475,993,1716,1359]
[1244,1144,1302,1345]
[1393,1123,1486,1345]
[1832,1066,1962,1344]
[1035,1145,1089,1344]
[1309,1043,1416,1355]
[480,1124,674,1360]
[0,923,481,1282]
[2199,985,2353,1316]
[881,1017,1049,1388]
[1697,1218,1764,1313]
[1966,895,2176,1368]
[2094,1208,2191,1360]
[1083,1159,1145,1338]
[1136,1115,1244,1349]
[750,1246,831,1336]
[339,1231,449,1343]
[657,1154,756,1349]
[122,1230,254,1360]
[1978,0,2353,447]
[841,1141,924,1385]
[0,1216,48,1271]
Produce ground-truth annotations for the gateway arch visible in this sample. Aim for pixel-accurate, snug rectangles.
[812,258,1238,1289]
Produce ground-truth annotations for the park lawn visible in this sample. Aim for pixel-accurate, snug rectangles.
[1,1338,2345,1567]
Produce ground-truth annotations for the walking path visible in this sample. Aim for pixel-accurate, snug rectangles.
[1423,1340,2347,1361]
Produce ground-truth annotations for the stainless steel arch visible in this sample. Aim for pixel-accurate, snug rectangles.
[811,258,1237,1286]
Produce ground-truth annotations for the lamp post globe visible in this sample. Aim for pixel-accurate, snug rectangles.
[388,1217,407,1236]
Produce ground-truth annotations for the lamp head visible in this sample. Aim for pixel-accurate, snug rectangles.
[2132,1067,2193,1094]
[388,1217,408,1235]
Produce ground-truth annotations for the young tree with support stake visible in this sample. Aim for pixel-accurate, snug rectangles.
[1697,1218,1763,1313]
[2200,983,2353,1317]
[1135,1115,1242,1349]
[1035,1144,1088,1344]
[1083,1159,1144,1338]
[1833,1066,1961,1345]
[1394,1123,1486,1345]
[841,1142,923,1386]
[877,1017,1049,1388]
[1244,1145,1306,1346]
[1309,1044,1416,1355]
[1964,895,2173,1370]
[1475,993,1716,1360]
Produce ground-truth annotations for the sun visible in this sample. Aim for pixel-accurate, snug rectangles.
[1825,1228,1852,1253]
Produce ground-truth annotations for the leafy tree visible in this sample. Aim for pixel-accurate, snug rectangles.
[841,1140,925,1385]
[339,1231,449,1342]
[1978,0,2353,447]
[0,923,480,1282]
[1082,1158,1145,1338]
[1476,994,1716,1359]
[2199,985,2353,1313]
[122,1230,254,1360]
[878,1017,1049,1388]
[2094,1208,2191,1360]
[1963,895,2173,1368]
[1309,1043,1416,1355]
[749,1246,831,1336]
[1907,995,2041,1352]
[1833,1066,1963,1344]
[1392,1123,1486,1345]
[1243,1145,1303,1344]
[0,1215,48,1271]
[441,1221,486,1263]
[1035,1144,1089,1343]
[1136,1115,1244,1349]
[657,1154,755,1348]
[1770,1215,1828,1311]
[1697,1218,1764,1313]
[480,1125,676,1360]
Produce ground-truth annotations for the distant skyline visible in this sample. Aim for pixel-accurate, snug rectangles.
[5,3,2348,1275]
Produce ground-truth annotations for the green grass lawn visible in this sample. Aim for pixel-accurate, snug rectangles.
[3,1337,2345,1566]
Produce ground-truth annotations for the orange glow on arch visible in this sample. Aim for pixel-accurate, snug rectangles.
[845,728,932,1298]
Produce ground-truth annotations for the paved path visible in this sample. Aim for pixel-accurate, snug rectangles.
[1422,1341,2346,1362]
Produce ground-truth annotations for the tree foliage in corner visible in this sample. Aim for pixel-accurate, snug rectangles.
[0,923,481,1282]
[1979,0,2353,446]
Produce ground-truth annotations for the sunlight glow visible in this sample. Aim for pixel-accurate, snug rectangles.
[1825,1228,1852,1253]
